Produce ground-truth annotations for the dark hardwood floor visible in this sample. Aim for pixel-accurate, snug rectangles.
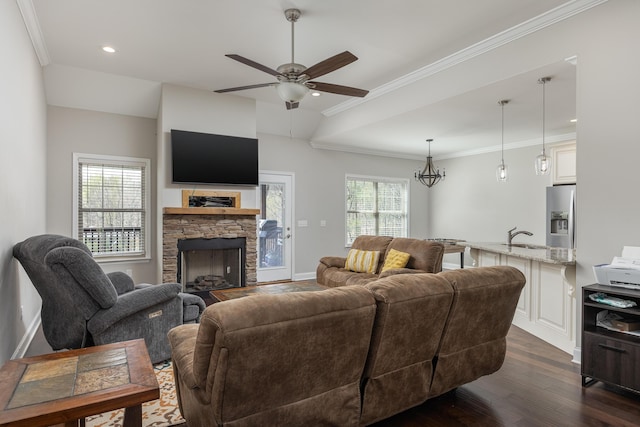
[371,325,640,427]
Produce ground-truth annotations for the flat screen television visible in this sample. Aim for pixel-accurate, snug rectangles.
[171,129,259,186]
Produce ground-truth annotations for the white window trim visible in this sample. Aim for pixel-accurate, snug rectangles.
[344,173,410,247]
[72,153,151,263]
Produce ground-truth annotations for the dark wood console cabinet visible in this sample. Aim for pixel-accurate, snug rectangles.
[582,284,640,393]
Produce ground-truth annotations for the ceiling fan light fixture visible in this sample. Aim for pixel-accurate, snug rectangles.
[276,82,309,103]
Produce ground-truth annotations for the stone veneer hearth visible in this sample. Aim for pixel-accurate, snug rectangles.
[163,213,257,286]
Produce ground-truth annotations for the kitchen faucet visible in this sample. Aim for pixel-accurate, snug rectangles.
[507,227,533,246]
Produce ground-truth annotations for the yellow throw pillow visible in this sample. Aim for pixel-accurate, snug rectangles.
[381,249,411,273]
[345,249,380,274]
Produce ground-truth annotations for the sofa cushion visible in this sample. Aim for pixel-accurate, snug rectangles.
[345,249,380,273]
[381,249,411,273]
[386,238,444,273]
[352,235,393,273]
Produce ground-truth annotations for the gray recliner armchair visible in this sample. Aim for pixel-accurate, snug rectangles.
[13,234,205,364]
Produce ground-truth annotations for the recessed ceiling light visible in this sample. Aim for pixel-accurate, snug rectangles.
[102,46,116,53]
[311,92,321,97]
[570,119,577,123]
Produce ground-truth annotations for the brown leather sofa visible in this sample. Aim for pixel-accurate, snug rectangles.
[317,235,445,287]
[168,266,525,426]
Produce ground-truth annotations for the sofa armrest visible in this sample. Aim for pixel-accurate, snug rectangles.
[319,256,347,268]
[168,324,201,389]
[88,282,181,335]
[181,292,206,310]
[378,268,428,279]
[107,271,135,294]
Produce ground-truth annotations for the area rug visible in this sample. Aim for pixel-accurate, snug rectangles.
[86,360,186,427]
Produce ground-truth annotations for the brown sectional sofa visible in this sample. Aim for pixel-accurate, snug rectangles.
[317,235,445,287]
[168,266,525,426]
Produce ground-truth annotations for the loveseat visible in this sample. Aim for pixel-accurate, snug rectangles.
[168,265,525,426]
[316,235,445,287]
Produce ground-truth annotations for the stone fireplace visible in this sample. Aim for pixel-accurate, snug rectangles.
[177,237,246,292]
[163,214,258,294]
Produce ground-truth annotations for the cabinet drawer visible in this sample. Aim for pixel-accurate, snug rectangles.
[582,332,640,390]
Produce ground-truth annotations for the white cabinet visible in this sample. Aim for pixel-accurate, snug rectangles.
[469,248,576,355]
[551,142,576,185]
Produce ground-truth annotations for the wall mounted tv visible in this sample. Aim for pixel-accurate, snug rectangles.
[171,129,259,186]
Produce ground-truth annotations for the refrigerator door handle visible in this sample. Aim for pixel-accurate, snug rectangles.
[568,189,575,249]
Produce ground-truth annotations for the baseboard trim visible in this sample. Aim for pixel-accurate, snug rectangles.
[572,346,581,365]
[12,312,41,360]
[293,272,316,281]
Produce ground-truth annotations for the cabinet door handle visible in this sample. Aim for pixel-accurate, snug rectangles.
[598,343,626,353]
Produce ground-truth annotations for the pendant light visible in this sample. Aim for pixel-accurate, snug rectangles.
[535,77,552,175]
[415,139,445,188]
[496,100,509,182]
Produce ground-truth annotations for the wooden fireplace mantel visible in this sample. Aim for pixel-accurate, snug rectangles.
[163,207,260,215]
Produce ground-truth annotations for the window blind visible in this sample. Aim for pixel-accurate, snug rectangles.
[346,175,408,246]
[77,159,146,257]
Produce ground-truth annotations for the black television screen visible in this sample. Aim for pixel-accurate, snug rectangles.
[171,129,259,186]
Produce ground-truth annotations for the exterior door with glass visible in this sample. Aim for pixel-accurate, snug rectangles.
[257,172,293,283]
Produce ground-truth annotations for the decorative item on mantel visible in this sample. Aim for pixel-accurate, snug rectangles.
[535,76,552,176]
[162,190,260,215]
[415,139,445,188]
[496,100,509,182]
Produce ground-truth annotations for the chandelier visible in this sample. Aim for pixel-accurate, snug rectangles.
[535,77,552,175]
[415,139,445,187]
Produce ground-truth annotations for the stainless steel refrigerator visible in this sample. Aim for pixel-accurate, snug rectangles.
[546,185,576,249]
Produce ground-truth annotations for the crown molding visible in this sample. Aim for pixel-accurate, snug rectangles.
[16,0,50,66]
[436,133,577,161]
[310,132,576,162]
[309,141,425,161]
[322,0,607,117]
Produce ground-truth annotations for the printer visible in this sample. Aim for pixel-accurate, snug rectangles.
[593,246,640,290]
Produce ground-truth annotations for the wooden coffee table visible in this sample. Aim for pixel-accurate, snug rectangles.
[210,282,327,302]
[0,339,159,427]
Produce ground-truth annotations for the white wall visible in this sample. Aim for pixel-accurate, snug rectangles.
[46,106,158,282]
[258,133,430,276]
[0,0,48,363]
[574,1,640,297]
[431,144,554,256]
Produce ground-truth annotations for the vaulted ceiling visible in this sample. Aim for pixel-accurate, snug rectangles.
[24,0,601,160]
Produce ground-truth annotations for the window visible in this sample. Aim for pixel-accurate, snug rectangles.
[73,153,150,260]
[345,175,409,246]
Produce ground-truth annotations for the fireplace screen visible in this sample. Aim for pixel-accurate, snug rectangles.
[177,237,246,293]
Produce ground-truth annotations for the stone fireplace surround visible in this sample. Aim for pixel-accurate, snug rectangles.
[163,210,258,287]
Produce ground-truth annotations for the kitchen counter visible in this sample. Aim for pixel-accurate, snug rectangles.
[463,242,575,265]
[463,242,577,356]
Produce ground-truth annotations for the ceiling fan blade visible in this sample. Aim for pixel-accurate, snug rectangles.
[214,82,277,93]
[303,51,358,80]
[225,54,281,77]
[309,81,369,97]
[286,101,299,110]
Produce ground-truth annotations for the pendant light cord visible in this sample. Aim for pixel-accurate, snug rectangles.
[498,100,509,165]
[538,77,550,156]
[501,102,505,164]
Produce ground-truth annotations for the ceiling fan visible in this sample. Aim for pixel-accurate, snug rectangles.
[214,8,369,110]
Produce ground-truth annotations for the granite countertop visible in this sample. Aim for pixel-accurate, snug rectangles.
[463,242,576,265]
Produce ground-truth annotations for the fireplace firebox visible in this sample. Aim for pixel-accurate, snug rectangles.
[177,237,246,294]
